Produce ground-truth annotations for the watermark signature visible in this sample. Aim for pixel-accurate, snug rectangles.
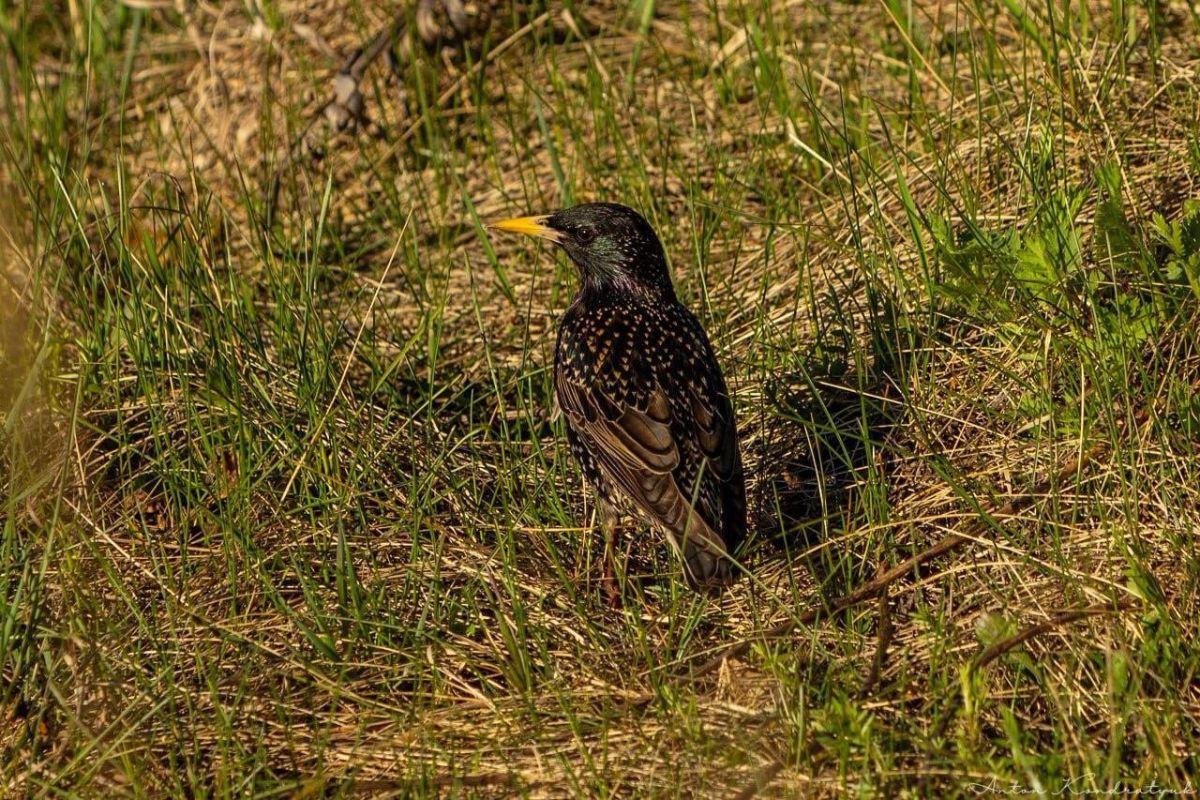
[967,777,1195,796]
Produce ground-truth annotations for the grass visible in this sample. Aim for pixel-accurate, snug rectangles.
[2,0,1199,795]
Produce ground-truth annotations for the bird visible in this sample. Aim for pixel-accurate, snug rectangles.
[488,203,746,597]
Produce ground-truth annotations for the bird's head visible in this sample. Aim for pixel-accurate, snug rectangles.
[489,203,674,297]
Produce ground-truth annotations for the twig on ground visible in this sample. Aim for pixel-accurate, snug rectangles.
[931,599,1137,738]
[265,3,473,226]
[858,569,894,697]
[266,11,407,226]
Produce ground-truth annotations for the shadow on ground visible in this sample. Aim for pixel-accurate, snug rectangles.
[746,304,914,603]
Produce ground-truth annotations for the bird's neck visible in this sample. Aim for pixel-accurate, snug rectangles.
[578,273,676,306]
[576,251,677,304]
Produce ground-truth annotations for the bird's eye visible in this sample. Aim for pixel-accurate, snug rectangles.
[576,227,596,244]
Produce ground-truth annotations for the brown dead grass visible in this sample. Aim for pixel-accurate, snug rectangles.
[5,0,1200,795]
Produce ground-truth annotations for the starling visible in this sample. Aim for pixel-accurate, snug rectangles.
[489,203,746,592]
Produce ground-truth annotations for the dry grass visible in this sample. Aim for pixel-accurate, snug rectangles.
[2,0,1199,796]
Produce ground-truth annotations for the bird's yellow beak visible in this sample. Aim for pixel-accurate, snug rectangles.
[487,215,562,243]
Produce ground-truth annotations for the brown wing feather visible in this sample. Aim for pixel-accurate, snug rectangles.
[690,382,746,552]
[557,375,734,574]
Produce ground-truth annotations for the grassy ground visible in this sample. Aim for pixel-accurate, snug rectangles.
[2,0,1199,795]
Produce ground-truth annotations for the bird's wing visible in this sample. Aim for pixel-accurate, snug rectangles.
[686,376,746,552]
[557,369,736,578]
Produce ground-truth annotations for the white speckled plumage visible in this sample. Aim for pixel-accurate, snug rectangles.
[542,204,746,589]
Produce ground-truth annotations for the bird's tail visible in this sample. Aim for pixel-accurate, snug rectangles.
[681,543,736,589]
[670,513,737,590]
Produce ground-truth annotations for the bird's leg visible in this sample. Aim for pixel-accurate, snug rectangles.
[599,500,623,608]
